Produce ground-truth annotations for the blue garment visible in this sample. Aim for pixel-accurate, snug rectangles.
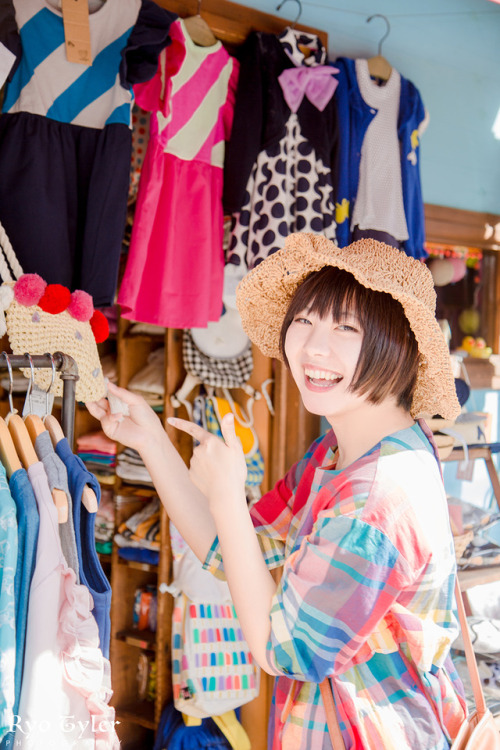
[333,57,427,259]
[55,437,111,659]
[9,469,38,718]
[0,464,18,742]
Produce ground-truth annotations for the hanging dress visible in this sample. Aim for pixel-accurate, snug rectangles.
[15,461,119,749]
[118,18,239,329]
[0,465,17,743]
[0,0,177,306]
[224,28,339,272]
[55,436,112,659]
[0,467,38,750]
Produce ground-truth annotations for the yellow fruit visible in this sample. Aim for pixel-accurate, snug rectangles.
[458,308,480,335]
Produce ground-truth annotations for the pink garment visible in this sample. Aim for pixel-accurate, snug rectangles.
[76,430,118,455]
[15,462,119,750]
[118,18,239,328]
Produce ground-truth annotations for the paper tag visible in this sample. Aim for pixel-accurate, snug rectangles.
[22,384,55,418]
[61,0,92,66]
[0,42,16,88]
[456,459,475,482]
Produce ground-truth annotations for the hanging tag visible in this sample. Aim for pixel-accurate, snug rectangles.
[22,384,55,418]
[61,0,92,66]
[456,459,475,482]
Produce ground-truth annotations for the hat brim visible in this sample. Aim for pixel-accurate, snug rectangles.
[236,233,461,420]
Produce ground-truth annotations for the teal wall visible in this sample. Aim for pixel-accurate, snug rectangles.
[238,0,500,215]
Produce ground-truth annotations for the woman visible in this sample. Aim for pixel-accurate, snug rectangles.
[88,233,467,749]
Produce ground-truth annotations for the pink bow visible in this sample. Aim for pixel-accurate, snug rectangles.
[278,66,339,113]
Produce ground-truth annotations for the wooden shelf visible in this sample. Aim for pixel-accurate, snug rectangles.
[116,558,158,573]
[458,566,500,590]
[116,702,156,730]
[115,628,157,651]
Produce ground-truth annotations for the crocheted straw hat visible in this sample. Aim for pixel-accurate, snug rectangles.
[236,233,460,420]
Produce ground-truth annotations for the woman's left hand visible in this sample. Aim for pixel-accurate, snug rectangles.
[168,413,247,513]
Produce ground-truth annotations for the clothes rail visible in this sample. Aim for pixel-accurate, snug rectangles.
[0,351,79,446]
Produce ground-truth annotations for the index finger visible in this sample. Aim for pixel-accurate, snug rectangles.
[167,417,212,443]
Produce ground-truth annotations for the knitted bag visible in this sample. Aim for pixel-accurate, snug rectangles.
[0,222,108,403]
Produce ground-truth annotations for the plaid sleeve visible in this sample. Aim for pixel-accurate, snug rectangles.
[203,530,286,580]
[265,508,414,681]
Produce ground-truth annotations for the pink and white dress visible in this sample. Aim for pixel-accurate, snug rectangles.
[118,19,239,329]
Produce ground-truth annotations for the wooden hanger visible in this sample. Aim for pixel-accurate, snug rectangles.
[0,417,22,478]
[8,413,39,470]
[183,0,217,47]
[366,14,392,83]
[44,414,99,513]
[25,413,69,523]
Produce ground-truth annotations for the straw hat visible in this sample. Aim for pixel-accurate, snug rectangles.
[236,233,460,420]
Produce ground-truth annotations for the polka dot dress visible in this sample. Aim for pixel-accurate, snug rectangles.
[227,114,336,270]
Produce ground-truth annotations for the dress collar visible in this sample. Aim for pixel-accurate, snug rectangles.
[278,27,327,67]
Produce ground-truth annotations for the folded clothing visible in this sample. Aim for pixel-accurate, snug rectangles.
[116,449,153,485]
[114,498,160,550]
[128,348,165,401]
[77,430,118,455]
[118,547,160,565]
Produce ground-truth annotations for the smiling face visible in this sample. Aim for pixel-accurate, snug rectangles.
[279,266,421,417]
[284,307,366,422]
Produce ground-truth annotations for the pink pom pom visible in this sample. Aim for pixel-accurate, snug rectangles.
[14,274,47,306]
[68,290,94,322]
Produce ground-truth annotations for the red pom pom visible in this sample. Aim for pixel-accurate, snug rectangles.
[90,310,109,343]
[38,284,72,314]
[14,274,47,306]
[68,289,94,322]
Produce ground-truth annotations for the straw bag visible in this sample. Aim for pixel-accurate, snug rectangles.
[0,222,108,402]
[310,579,500,749]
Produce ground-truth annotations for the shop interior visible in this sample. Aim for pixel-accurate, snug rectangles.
[0,0,499,748]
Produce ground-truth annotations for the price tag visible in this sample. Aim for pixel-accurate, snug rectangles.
[456,459,475,482]
[61,0,92,66]
[22,384,55,418]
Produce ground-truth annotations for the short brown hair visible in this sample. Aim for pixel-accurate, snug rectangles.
[279,266,420,411]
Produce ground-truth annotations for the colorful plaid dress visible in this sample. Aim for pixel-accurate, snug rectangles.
[204,420,467,749]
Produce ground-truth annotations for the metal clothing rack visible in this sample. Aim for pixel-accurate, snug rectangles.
[0,352,79,446]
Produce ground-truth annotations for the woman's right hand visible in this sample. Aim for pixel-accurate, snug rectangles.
[86,381,164,454]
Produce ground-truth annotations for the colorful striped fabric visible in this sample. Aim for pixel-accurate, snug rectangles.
[4,0,141,128]
[204,420,467,749]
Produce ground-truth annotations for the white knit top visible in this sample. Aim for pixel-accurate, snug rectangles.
[351,58,409,242]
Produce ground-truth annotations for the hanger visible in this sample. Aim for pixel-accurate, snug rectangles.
[183,0,217,47]
[42,356,99,514]
[21,354,69,523]
[0,354,22,477]
[366,14,392,83]
[0,353,37,471]
[276,0,302,29]
[0,418,22,478]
